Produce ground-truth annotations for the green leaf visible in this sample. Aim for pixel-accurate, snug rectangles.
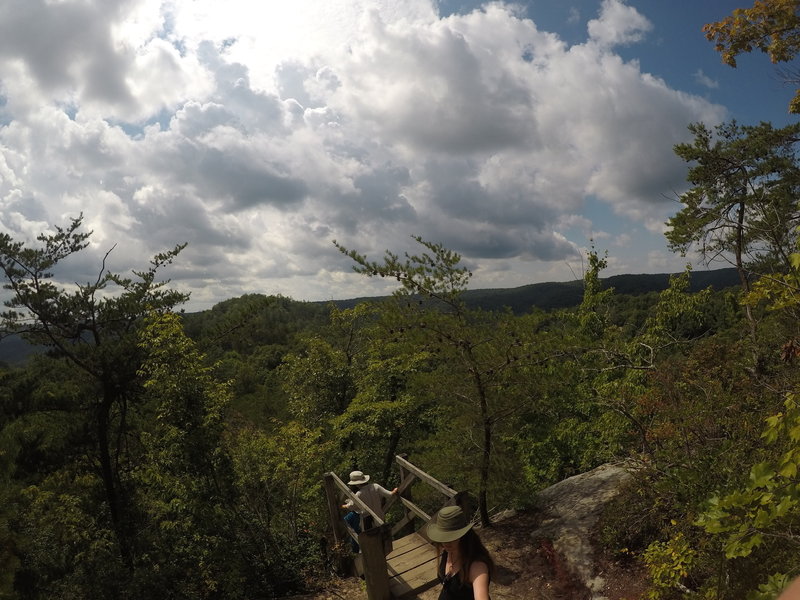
[750,462,775,489]
[779,461,798,479]
[774,496,796,518]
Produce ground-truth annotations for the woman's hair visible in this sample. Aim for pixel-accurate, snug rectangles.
[437,529,495,585]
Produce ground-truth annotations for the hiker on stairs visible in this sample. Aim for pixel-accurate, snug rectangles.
[341,470,397,552]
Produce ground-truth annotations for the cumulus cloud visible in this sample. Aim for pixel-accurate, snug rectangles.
[0,0,134,103]
[587,0,652,47]
[0,0,727,307]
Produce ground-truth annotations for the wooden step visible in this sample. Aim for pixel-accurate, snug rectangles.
[386,533,439,598]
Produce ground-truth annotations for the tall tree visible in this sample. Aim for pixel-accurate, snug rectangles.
[667,120,800,339]
[335,236,544,526]
[131,311,235,597]
[0,215,187,568]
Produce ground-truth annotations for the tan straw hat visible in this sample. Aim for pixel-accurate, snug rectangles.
[426,505,474,543]
[347,471,370,486]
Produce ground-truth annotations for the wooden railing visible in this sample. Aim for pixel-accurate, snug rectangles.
[387,455,462,537]
[323,454,468,600]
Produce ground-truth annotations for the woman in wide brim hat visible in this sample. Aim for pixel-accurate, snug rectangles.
[426,505,494,600]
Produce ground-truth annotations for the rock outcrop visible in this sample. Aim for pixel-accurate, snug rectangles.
[532,462,635,599]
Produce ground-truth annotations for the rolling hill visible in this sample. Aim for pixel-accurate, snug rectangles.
[0,268,741,366]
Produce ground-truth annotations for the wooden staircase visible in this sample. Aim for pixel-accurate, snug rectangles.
[324,455,468,600]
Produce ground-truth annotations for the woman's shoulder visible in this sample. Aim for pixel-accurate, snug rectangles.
[468,559,489,580]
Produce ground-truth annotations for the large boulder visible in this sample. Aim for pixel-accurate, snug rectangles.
[532,461,636,599]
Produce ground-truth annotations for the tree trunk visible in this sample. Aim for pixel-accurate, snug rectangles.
[735,200,763,371]
[382,427,402,485]
[96,394,133,570]
[734,200,749,294]
[479,402,492,528]
[470,363,492,528]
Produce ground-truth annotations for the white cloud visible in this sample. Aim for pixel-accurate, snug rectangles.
[693,68,719,90]
[587,0,652,48]
[0,0,137,107]
[0,0,729,308]
[612,233,631,247]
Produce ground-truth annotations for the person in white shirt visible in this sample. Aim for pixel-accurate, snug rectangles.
[341,470,398,551]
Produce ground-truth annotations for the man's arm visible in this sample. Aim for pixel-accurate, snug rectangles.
[376,484,398,499]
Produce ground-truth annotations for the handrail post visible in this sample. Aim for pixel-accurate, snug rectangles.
[396,453,415,537]
[323,473,347,549]
[360,523,392,600]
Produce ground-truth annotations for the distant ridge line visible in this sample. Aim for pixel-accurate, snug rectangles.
[0,268,741,366]
[324,267,741,314]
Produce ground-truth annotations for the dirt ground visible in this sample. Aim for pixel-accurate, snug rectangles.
[299,509,649,600]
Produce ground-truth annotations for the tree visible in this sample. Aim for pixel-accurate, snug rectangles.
[703,0,800,113]
[669,121,800,282]
[708,277,800,597]
[0,215,188,568]
[694,235,800,593]
[559,250,718,481]
[277,302,438,490]
[334,236,546,526]
[130,311,238,597]
[333,336,438,484]
[280,334,356,426]
[668,120,800,345]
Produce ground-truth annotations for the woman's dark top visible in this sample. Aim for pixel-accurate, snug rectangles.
[437,552,474,600]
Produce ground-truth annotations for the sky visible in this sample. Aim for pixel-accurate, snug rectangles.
[0,0,797,311]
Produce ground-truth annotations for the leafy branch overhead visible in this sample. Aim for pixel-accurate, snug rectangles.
[704,0,800,112]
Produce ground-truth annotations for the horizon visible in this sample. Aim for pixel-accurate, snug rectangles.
[187,264,739,309]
